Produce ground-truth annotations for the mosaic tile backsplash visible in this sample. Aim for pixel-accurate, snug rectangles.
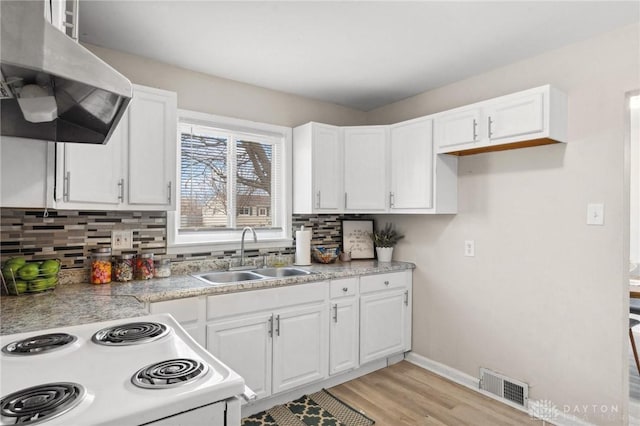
[0,209,370,272]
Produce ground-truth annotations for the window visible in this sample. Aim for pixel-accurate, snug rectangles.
[168,110,292,250]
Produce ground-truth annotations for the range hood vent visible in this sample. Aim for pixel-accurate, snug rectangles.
[0,1,132,144]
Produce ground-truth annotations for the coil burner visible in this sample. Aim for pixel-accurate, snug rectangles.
[132,358,208,389]
[0,382,85,426]
[92,322,169,346]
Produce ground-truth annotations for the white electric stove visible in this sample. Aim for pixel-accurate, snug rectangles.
[0,314,249,426]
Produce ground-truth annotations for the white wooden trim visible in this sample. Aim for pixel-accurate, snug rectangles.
[405,352,595,426]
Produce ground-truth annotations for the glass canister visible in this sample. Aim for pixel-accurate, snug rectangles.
[153,257,171,278]
[135,253,154,280]
[113,254,134,282]
[91,248,112,284]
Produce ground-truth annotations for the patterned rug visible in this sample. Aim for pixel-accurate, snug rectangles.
[241,389,375,426]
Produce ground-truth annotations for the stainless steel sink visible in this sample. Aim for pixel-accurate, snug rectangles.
[253,267,314,278]
[192,267,314,285]
[193,270,266,285]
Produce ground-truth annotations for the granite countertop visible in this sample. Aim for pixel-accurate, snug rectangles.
[1,261,414,336]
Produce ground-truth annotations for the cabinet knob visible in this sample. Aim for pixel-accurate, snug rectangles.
[342,287,348,292]
[384,280,390,286]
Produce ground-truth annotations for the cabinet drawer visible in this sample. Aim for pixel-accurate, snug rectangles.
[330,278,358,299]
[150,297,200,323]
[360,272,408,294]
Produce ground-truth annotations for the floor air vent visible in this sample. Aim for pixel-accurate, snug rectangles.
[479,368,528,407]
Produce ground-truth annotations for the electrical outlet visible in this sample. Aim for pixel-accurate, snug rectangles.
[112,230,133,250]
[464,240,475,257]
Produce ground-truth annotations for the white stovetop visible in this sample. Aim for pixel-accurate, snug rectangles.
[0,314,244,426]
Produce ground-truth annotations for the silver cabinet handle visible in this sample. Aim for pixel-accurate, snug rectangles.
[117,178,124,202]
[389,192,395,208]
[404,290,409,306]
[63,171,70,202]
[344,192,348,208]
[472,119,478,141]
[316,190,321,208]
[333,304,338,323]
[384,280,390,286]
[241,385,257,402]
[488,116,493,138]
[167,181,172,204]
[268,316,273,338]
[275,314,280,337]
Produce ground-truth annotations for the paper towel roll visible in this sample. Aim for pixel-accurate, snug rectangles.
[295,226,312,266]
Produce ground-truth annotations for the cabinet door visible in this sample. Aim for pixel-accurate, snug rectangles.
[329,298,359,375]
[207,313,273,400]
[149,297,206,348]
[312,124,343,211]
[360,289,407,364]
[128,85,177,208]
[272,304,328,394]
[58,115,126,206]
[343,127,387,211]
[1,137,51,208]
[486,92,544,141]
[390,119,433,210]
[434,108,480,152]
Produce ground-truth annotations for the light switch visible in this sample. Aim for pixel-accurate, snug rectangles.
[586,203,605,225]
[464,240,475,257]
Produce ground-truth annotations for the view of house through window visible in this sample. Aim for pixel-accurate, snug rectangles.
[179,123,275,232]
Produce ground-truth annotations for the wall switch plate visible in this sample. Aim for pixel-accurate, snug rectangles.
[586,203,605,225]
[112,230,133,250]
[464,240,475,257]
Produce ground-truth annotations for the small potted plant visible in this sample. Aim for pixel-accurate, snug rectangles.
[370,223,404,262]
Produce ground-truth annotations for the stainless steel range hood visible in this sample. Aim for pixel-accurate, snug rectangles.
[0,0,132,144]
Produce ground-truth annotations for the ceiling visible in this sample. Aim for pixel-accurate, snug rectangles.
[79,1,640,111]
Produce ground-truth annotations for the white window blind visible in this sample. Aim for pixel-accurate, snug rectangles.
[169,110,291,250]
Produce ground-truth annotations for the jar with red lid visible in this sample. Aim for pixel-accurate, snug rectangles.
[91,248,112,284]
[135,253,154,280]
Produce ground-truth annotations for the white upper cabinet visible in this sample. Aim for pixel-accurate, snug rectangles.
[0,138,53,208]
[434,85,567,155]
[55,115,127,208]
[53,84,177,211]
[433,107,481,152]
[390,117,457,214]
[390,118,434,211]
[343,126,388,212]
[293,123,343,213]
[485,92,544,141]
[128,85,177,208]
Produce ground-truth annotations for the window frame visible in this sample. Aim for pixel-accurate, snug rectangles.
[168,110,292,253]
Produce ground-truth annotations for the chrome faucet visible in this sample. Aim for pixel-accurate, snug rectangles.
[240,226,258,268]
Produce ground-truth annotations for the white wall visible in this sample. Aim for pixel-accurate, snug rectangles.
[371,24,639,424]
[630,95,640,270]
[84,44,368,128]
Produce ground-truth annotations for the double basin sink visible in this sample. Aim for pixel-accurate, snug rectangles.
[192,267,315,286]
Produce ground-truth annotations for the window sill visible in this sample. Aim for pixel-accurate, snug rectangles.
[167,238,293,256]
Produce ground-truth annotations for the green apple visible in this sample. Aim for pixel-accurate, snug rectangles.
[17,263,39,281]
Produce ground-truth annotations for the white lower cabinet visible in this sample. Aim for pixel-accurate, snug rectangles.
[148,296,207,347]
[206,282,329,400]
[272,304,328,393]
[150,271,412,402]
[206,313,273,399]
[329,278,359,375]
[359,271,412,365]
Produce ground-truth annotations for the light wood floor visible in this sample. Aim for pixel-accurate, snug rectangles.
[329,361,538,426]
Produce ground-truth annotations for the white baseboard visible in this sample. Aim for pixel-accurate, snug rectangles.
[405,352,595,426]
